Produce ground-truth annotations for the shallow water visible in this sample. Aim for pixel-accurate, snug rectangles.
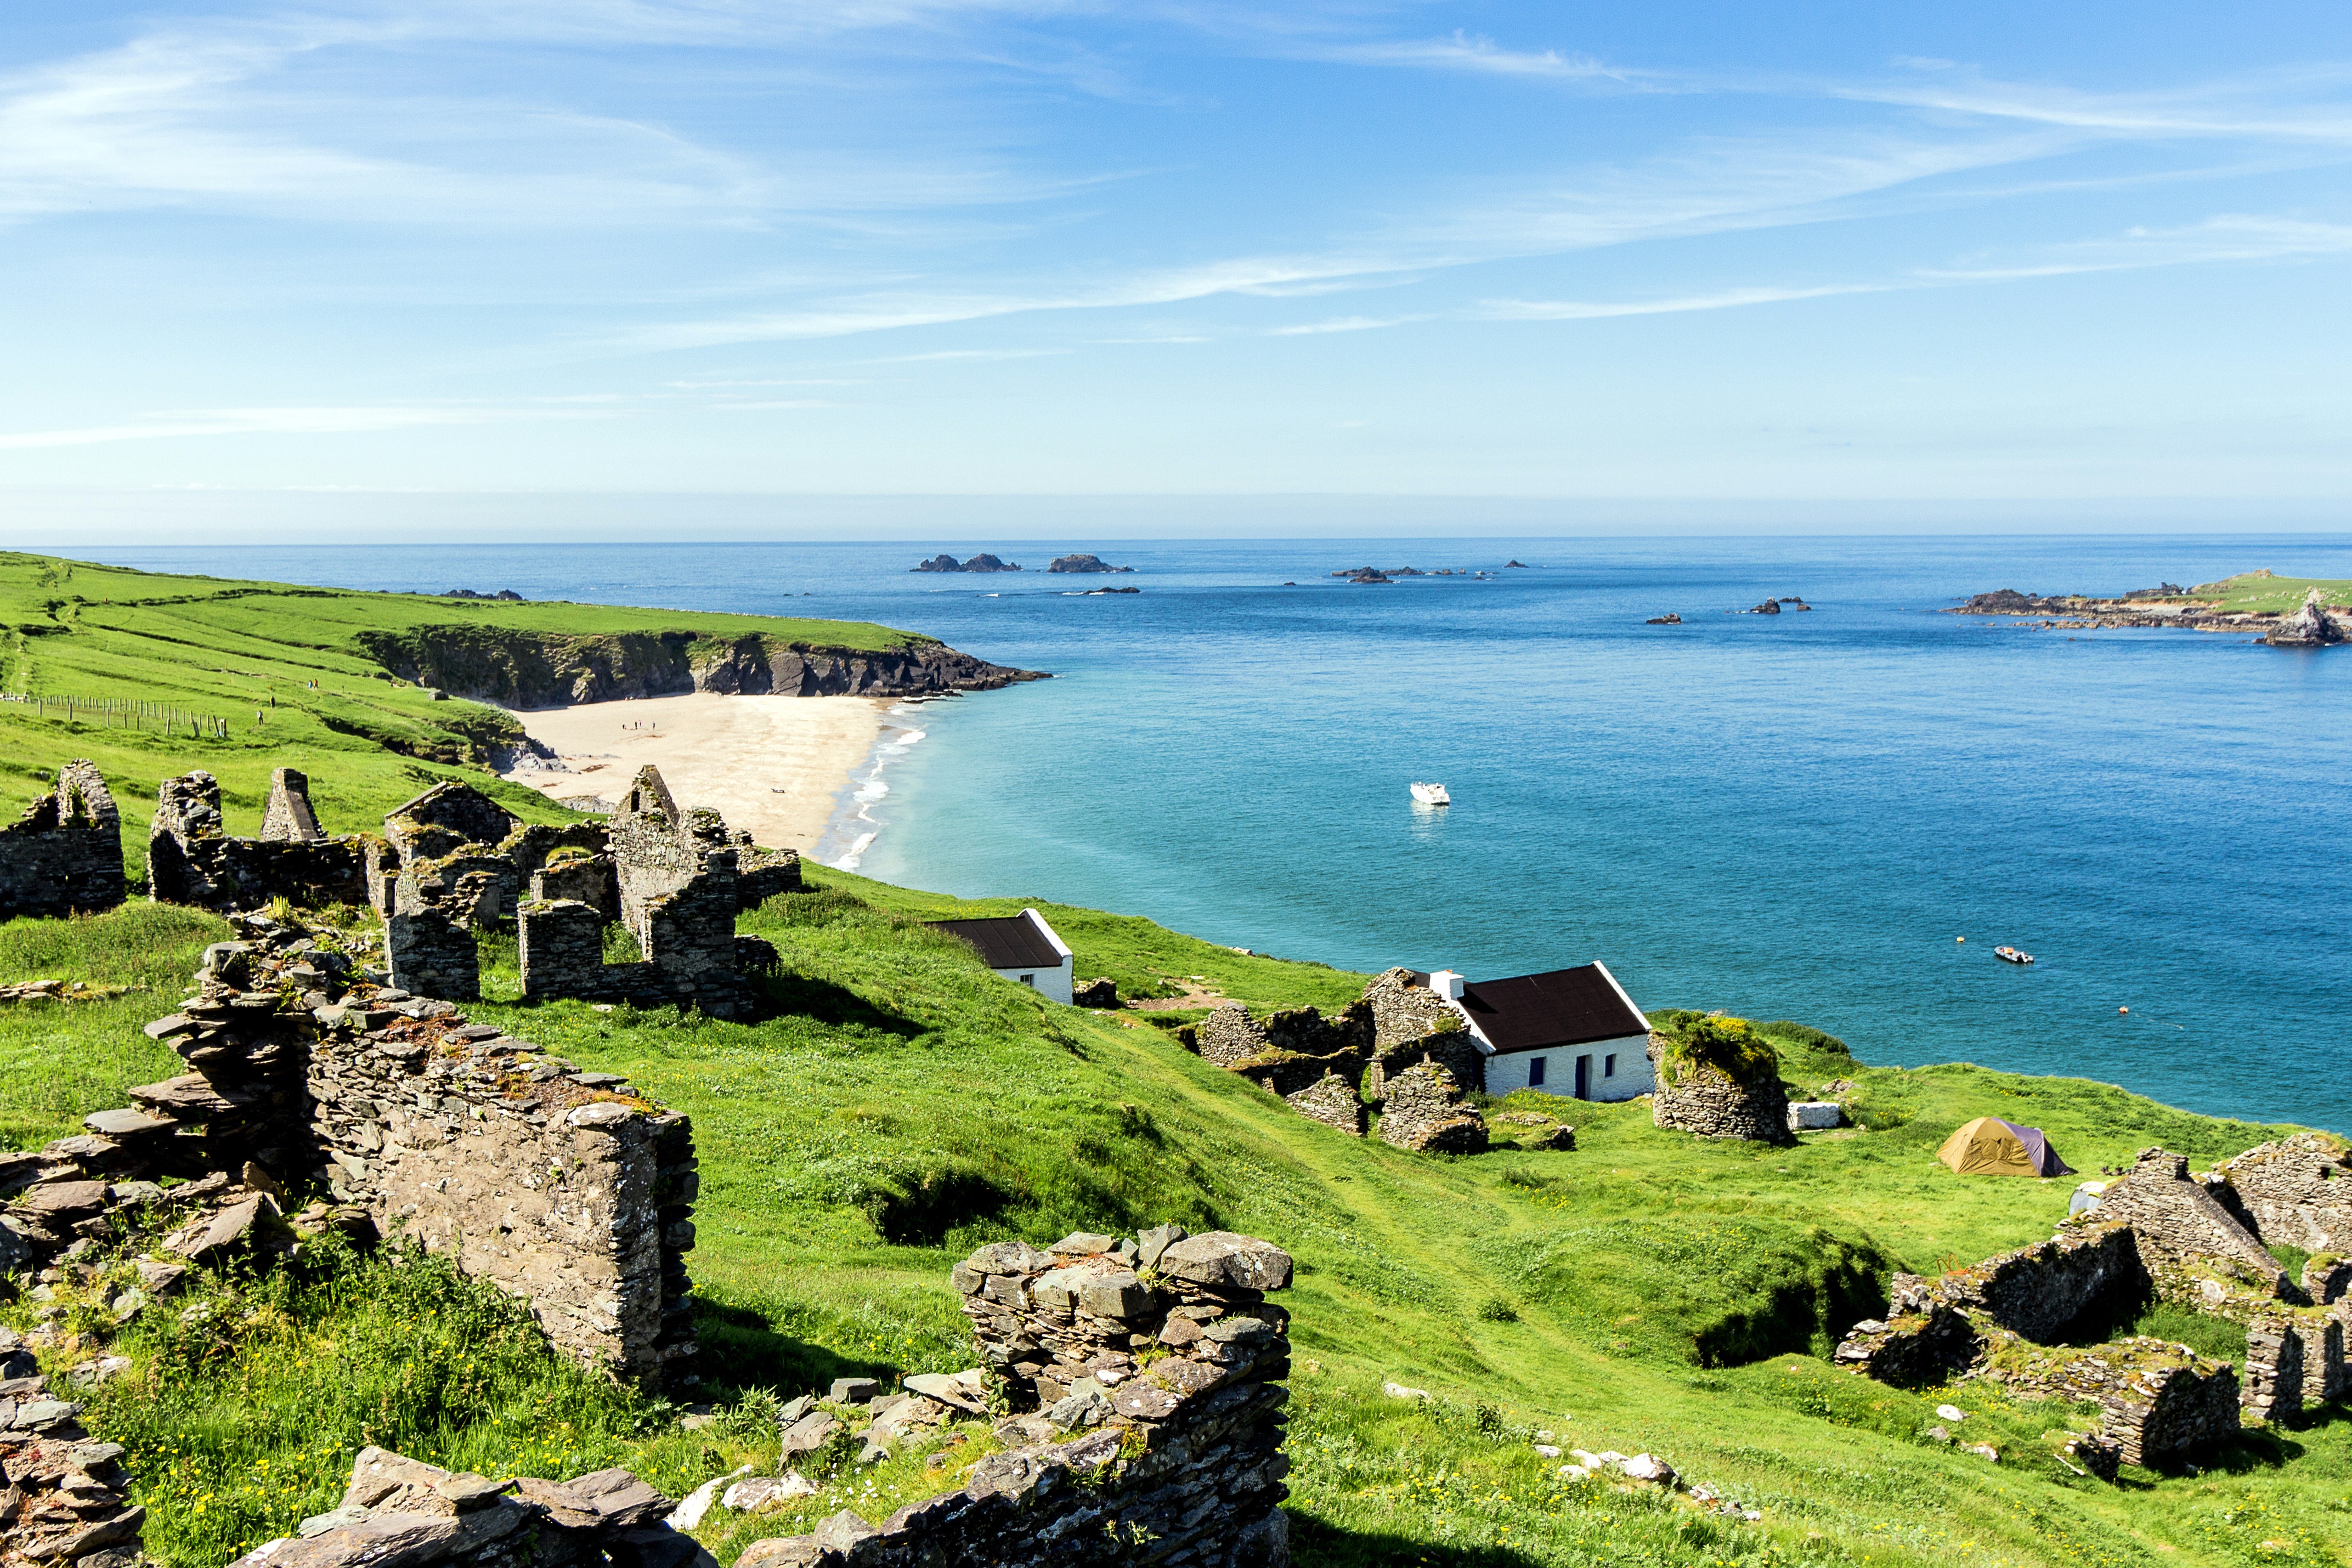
[82,535,2352,1133]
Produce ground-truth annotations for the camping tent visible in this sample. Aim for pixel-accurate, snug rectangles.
[1937,1116,2075,1178]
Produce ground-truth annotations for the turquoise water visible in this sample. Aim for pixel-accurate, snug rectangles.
[83,537,2351,1133]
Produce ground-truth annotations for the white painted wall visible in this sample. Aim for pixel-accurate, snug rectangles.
[1485,1034,1654,1102]
[992,908,1075,1005]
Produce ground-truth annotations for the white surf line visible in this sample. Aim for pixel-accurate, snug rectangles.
[815,699,935,870]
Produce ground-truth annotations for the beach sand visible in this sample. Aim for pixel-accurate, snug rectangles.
[497,693,883,852]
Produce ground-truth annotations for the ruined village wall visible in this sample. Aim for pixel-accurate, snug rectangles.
[739,1229,1292,1568]
[148,770,368,913]
[1648,1032,1789,1143]
[0,761,124,922]
[2214,1135,2352,1255]
[90,913,698,1386]
[1899,1221,2147,1345]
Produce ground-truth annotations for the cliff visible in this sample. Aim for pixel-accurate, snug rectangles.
[351,626,1046,708]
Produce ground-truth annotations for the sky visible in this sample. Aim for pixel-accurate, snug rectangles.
[4,1,2352,536]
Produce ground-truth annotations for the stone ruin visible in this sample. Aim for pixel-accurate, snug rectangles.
[1647,1023,1790,1144]
[0,761,123,922]
[731,1226,1294,1568]
[1835,1140,2352,1472]
[1179,970,1500,1151]
[148,769,370,912]
[1,907,699,1389]
[225,1446,716,1568]
[0,1332,145,1568]
[373,768,798,1015]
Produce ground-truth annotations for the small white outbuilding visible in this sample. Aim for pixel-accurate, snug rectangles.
[925,908,1075,1005]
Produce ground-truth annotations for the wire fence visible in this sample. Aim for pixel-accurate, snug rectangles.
[1,692,231,738]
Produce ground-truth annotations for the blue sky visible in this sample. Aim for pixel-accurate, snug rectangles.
[4,1,2351,533]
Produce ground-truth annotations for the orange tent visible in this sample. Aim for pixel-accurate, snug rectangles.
[1938,1116,2074,1177]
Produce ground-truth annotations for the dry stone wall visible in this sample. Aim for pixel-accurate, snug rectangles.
[149,771,369,912]
[1975,1338,2241,1468]
[1376,1062,1488,1153]
[1648,1032,1789,1143]
[0,761,123,922]
[5,908,698,1388]
[732,1226,1293,1568]
[2214,1134,2352,1254]
[226,1445,712,1568]
[0,1341,145,1568]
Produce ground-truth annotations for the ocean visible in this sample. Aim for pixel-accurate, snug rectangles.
[78,535,2352,1134]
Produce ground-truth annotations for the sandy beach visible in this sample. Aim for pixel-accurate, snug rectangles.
[497,693,883,852]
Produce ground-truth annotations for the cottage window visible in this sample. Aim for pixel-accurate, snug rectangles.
[1604,1053,1617,1078]
[1528,1056,1547,1087]
[1018,973,1036,987]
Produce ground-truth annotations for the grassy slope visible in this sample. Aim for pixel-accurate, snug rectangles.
[2180,573,2352,613]
[0,552,921,876]
[7,879,2345,1568]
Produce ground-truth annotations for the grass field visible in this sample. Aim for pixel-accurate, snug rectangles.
[2180,571,2352,613]
[5,871,2346,1568]
[0,551,925,878]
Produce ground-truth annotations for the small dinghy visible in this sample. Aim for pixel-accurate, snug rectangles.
[1995,946,2035,965]
[1409,782,1451,806]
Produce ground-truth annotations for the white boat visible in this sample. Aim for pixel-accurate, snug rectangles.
[1410,782,1451,806]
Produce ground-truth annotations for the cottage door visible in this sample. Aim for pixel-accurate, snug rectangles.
[1574,1055,1591,1100]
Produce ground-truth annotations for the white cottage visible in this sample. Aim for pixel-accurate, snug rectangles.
[926,909,1075,1005]
[1418,962,1654,1101]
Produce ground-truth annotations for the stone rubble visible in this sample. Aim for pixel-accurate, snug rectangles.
[728,1225,1294,1568]
[0,1334,144,1568]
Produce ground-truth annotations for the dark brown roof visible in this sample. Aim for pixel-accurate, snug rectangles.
[928,912,1064,972]
[1455,965,1647,1055]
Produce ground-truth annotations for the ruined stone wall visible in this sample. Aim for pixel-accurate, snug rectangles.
[225,1445,710,1568]
[732,1227,1292,1568]
[1284,1072,1366,1135]
[28,909,700,1388]
[1356,969,1486,1098]
[1647,1032,1790,1143]
[1376,1062,1488,1153]
[0,761,124,922]
[1981,1338,2241,1468]
[2214,1135,2352,1254]
[149,771,367,913]
[0,1343,145,1568]
[1908,1221,2147,1344]
[1360,967,1460,1048]
[260,767,325,842]
[2097,1149,2293,1301]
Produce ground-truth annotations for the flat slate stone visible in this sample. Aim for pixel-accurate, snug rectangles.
[83,1108,173,1140]
[1157,1232,1293,1293]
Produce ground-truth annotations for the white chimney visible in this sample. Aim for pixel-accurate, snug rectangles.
[1428,969,1465,1001]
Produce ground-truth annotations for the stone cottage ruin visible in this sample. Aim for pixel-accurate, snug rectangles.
[149,768,371,910]
[0,760,123,920]
[3,907,700,1388]
[1836,1139,2352,1473]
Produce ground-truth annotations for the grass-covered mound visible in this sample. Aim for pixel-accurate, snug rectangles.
[1650,1011,1782,1087]
[3,880,2346,1568]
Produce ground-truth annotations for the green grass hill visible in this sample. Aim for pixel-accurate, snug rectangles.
[0,550,929,872]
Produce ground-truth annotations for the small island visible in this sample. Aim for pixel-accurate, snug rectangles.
[913,552,1022,573]
[1950,570,2349,646]
[1046,553,1133,574]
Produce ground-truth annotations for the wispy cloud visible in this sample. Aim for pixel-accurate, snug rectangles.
[1305,31,1640,84]
[0,400,620,450]
[1268,314,1427,334]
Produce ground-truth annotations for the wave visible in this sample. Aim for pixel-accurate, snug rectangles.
[819,707,932,871]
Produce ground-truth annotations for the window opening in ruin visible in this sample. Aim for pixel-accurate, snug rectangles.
[1528,1055,1546,1087]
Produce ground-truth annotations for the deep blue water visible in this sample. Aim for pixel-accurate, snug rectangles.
[75,536,2352,1134]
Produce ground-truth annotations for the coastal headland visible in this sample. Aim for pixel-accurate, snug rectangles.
[1951,569,2352,643]
[0,550,1039,854]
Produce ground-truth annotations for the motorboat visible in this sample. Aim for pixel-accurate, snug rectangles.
[1995,946,2035,965]
[1410,782,1451,806]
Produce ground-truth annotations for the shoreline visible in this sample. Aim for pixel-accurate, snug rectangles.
[495,692,885,853]
[811,694,954,870]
